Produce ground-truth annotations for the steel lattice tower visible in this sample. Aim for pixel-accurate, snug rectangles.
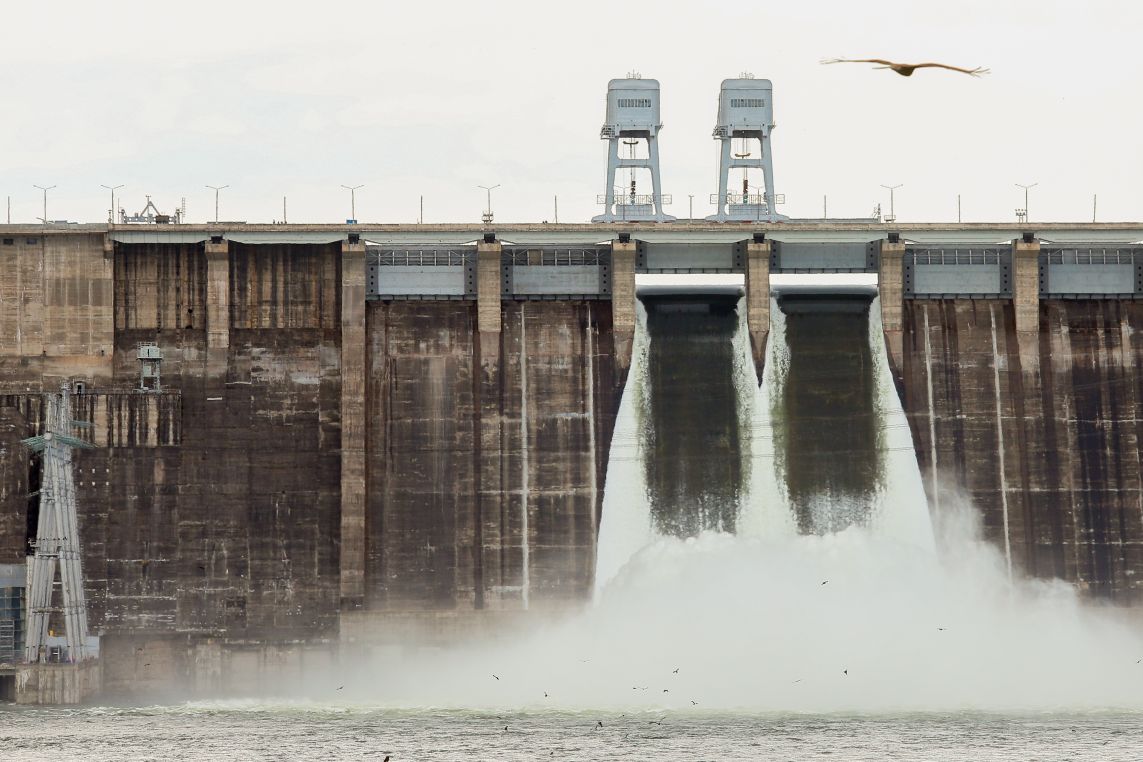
[22,384,94,663]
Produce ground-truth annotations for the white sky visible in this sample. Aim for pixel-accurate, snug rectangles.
[2,0,1140,225]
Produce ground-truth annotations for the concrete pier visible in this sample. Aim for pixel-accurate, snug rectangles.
[878,239,906,373]
[204,238,230,386]
[610,238,637,368]
[477,239,503,334]
[13,661,102,705]
[1013,236,1041,333]
[744,238,771,373]
[340,239,367,609]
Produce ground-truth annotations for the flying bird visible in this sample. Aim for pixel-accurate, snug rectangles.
[821,58,989,77]
[492,674,500,681]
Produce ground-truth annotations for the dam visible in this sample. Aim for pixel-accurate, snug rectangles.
[3,219,1143,702]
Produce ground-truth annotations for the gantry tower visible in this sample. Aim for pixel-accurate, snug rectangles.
[593,75,674,222]
[708,76,786,222]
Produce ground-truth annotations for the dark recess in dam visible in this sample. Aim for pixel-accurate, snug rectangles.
[776,293,881,535]
[641,293,745,537]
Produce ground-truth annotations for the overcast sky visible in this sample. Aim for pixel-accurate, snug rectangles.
[2,0,1140,225]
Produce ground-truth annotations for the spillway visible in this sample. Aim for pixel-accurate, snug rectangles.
[772,293,882,535]
[641,292,746,536]
[596,285,933,595]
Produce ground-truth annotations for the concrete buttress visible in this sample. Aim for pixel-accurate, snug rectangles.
[610,240,637,369]
[878,240,906,376]
[340,240,366,608]
[477,241,502,335]
[204,239,230,388]
[744,240,770,376]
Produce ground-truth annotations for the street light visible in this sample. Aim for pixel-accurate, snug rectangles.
[205,185,229,223]
[1015,182,1038,222]
[880,184,902,223]
[341,184,364,222]
[33,184,56,224]
[478,184,500,224]
[101,184,123,223]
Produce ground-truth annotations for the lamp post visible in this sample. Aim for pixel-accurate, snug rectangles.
[880,184,902,223]
[341,184,364,222]
[1015,182,1037,222]
[478,184,500,224]
[33,184,56,224]
[101,184,123,223]
[205,185,228,223]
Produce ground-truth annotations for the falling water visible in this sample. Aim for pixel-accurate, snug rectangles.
[735,296,794,537]
[342,287,1143,713]
[866,297,936,550]
[593,300,653,596]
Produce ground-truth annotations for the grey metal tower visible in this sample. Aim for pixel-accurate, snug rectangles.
[138,341,163,391]
[22,384,94,663]
[593,76,674,222]
[708,76,786,222]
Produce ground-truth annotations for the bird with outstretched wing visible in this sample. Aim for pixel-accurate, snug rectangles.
[821,58,989,77]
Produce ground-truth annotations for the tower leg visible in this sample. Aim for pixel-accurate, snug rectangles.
[761,129,777,222]
[604,140,619,218]
[648,136,665,221]
[716,138,732,220]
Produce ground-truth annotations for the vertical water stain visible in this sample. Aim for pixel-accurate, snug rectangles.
[776,294,881,534]
[641,294,744,537]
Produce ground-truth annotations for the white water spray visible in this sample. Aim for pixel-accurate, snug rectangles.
[593,301,653,596]
[736,296,795,538]
[989,302,1014,580]
[867,297,936,550]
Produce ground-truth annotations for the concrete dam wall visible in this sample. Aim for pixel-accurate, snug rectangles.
[5,224,1143,698]
[0,233,627,695]
[900,299,1143,602]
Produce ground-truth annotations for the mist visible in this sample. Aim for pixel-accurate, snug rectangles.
[308,294,1143,713]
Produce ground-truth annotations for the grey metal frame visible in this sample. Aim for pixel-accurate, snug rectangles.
[1039,246,1143,298]
[770,241,879,274]
[903,245,1013,299]
[502,246,612,299]
[367,246,477,300]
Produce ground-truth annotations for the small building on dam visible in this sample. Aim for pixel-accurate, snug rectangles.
[2,219,1143,701]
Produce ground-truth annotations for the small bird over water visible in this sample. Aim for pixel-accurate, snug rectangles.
[821,58,989,77]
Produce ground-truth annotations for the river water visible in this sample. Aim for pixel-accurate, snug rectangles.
[3,292,1142,760]
[3,704,1143,760]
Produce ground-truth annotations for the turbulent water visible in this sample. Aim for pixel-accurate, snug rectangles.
[5,290,1143,759]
